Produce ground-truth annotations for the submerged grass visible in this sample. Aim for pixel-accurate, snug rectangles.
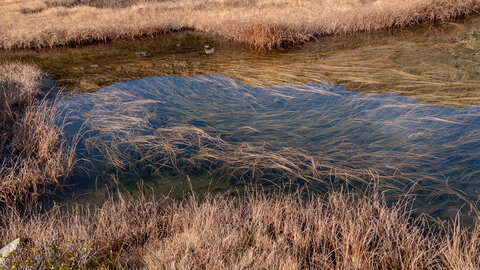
[86,125,349,186]
[1,189,480,269]
[1,0,480,49]
[88,123,480,221]
[67,73,480,221]
[0,63,74,204]
[0,61,479,267]
[5,17,480,107]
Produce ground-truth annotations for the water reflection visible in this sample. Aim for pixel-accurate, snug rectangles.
[58,75,480,221]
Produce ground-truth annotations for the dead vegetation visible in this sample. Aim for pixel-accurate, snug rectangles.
[87,126,347,185]
[0,63,478,268]
[82,118,480,221]
[0,190,478,269]
[71,75,480,219]
[0,63,74,204]
[1,0,480,49]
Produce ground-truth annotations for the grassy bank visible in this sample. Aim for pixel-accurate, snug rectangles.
[0,63,74,204]
[0,63,479,268]
[1,0,480,49]
[5,10,480,108]
[0,190,478,269]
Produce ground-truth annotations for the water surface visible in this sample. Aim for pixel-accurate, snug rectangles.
[58,75,480,222]
[3,15,480,106]
[3,14,480,223]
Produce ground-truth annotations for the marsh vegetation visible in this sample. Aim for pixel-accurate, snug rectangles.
[2,190,480,269]
[0,63,74,204]
[1,0,480,49]
[4,61,480,269]
[6,15,480,107]
[2,1,480,269]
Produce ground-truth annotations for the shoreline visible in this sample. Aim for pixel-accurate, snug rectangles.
[1,0,480,50]
[2,2,480,266]
[2,190,480,269]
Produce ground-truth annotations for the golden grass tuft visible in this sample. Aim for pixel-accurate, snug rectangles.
[0,63,75,204]
[0,190,479,269]
[1,0,480,49]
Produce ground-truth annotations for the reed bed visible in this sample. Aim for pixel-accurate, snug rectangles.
[0,190,479,269]
[0,63,74,204]
[1,0,480,49]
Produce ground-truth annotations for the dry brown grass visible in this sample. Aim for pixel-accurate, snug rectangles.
[88,126,340,181]
[0,63,75,204]
[76,81,480,217]
[1,0,480,49]
[4,13,480,107]
[85,123,387,199]
[0,190,479,269]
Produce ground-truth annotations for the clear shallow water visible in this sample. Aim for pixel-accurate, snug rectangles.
[57,75,480,221]
[5,15,480,107]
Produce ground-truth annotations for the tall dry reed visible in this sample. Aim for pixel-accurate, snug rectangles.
[0,63,75,204]
[1,0,480,49]
[0,190,479,269]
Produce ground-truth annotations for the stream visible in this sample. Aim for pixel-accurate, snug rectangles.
[2,15,480,223]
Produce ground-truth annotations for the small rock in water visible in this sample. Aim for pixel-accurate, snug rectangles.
[0,238,20,264]
[205,47,215,55]
[90,64,98,68]
[106,66,112,69]
[176,43,181,47]
[135,52,148,57]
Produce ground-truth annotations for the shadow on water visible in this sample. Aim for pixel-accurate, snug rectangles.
[55,75,480,223]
